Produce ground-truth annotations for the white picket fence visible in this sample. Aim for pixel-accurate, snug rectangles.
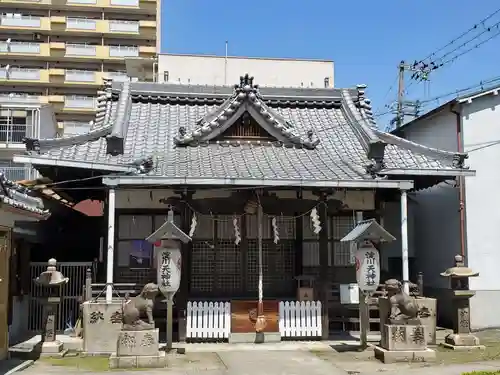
[279,300,322,338]
[186,301,231,340]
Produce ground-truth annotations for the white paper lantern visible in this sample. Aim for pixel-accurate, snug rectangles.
[155,246,182,296]
[355,241,380,293]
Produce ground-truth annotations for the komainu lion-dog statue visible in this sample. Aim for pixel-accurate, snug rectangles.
[384,279,421,325]
[122,282,159,331]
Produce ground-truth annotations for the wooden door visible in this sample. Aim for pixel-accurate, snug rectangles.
[0,227,11,360]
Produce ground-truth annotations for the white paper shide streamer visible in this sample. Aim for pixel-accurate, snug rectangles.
[310,207,322,234]
[233,217,241,245]
[271,216,279,244]
[189,213,197,237]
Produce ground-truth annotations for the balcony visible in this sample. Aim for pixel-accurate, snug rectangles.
[65,43,97,57]
[0,42,154,61]
[1,0,157,14]
[0,14,41,28]
[109,45,139,57]
[65,69,96,82]
[0,42,41,54]
[67,0,97,4]
[66,17,97,31]
[110,0,139,6]
[63,121,91,136]
[0,122,33,145]
[105,71,129,82]
[64,96,96,110]
[0,94,45,104]
[109,20,139,33]
[0,165,34,181]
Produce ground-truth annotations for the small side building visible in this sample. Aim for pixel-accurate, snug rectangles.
[392,85,500,330]
[0,173,50,360]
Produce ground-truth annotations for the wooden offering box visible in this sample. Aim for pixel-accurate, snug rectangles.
[230,300,279,333]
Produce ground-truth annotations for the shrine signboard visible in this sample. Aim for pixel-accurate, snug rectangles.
[355,241,380,293]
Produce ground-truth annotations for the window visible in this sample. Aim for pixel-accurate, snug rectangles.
[116,214,181,268]
[117,215,153,268]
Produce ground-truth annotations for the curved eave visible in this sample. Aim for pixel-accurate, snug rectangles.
[13,155,136,173]
[103,175,415,190]
[24,127,112,153]
[381,168,476,177]
[375,130,468,166]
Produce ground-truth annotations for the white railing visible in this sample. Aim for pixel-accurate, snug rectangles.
[279,301,322,338]
[110,0,139,6]
[109,45,138,57]
[0,94,41,103]
[64,96,96,109]
[0,166,33,181]
[0,42,40,54]
[65,69,95,82]
[105,72,129,82]
[67,0,96,4]
[109,20,139,33]
[0,14,41,28]
[67,17,97,30]
[186,301,231,340]
[8,68,41,80]
[63,121,90,136]
[66,43,97,56]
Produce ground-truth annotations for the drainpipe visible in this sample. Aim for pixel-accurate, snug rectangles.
[452,105,466,257]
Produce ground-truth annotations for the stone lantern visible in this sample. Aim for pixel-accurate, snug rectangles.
[440,254,484,350]
[33,258,69,356]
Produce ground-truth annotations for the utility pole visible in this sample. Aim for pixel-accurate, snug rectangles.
[389,60,432,131]
[396,61,406,128]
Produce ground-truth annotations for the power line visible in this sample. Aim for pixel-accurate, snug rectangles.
[420,6,500,63]
[439,27,500,66]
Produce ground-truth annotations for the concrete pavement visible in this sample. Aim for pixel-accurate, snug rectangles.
[10,353,500,375]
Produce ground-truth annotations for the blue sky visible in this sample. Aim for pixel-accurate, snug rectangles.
[162,0,500,130]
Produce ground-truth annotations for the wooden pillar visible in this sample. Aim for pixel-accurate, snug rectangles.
[177,192,192,342]
[240,215,248,295]
[318,193,329,340]
[295,191,303,277]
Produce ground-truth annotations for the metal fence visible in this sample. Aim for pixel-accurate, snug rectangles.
[28,262,92,332]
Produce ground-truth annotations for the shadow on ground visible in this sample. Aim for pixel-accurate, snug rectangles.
[0,359,33,375]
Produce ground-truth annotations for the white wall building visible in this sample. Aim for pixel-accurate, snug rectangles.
[393,86,500,330]
[0,95,58,181]
[157,53,334,88]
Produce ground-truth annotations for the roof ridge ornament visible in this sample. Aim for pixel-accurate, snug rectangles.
[235,74,259,95]
[173,74,321,150]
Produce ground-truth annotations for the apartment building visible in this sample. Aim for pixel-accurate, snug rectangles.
[158,53,335,88]
[0,0,157,135]
[0,96,57,181]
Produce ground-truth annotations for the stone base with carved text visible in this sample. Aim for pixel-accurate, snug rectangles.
[374,324,436,364]
[109,329,166,369]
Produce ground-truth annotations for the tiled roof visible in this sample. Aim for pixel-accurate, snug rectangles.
[0,174,50,218]
[21,75,471,185]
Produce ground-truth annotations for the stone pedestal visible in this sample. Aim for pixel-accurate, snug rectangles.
[109,329,166,369]
[82,301,123,355]
[378,297,437,345]
[39,300,67,357]
[374,324,436,364]
[440,292,484,351]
